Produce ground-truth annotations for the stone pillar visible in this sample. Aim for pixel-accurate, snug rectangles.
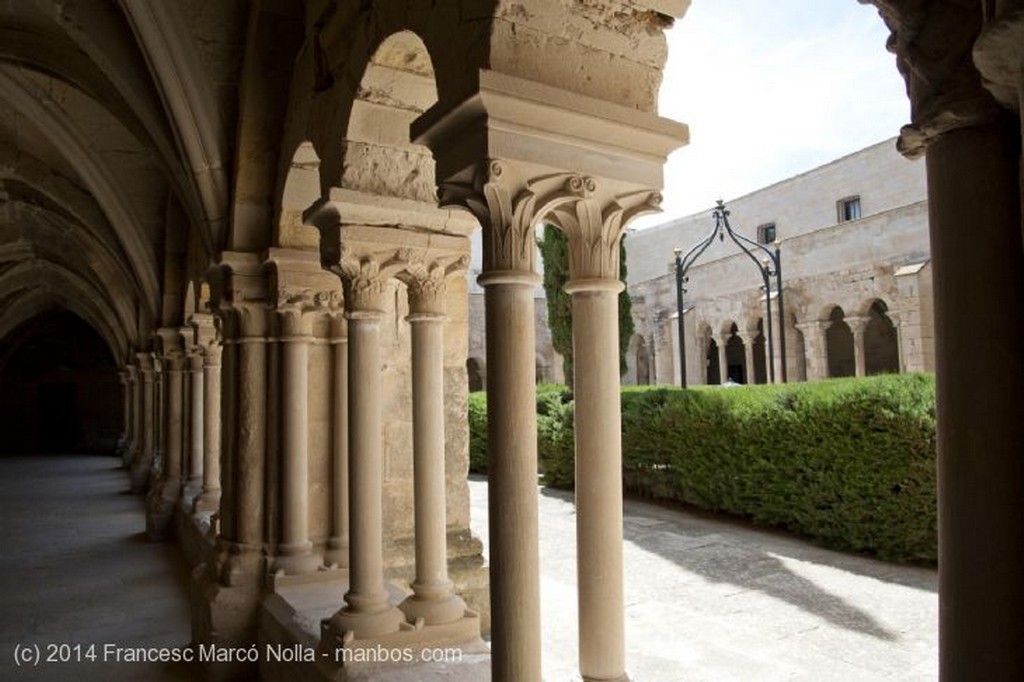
[848,315,869,378]
[147,330,186,540]
[741,333,757,384]
[122,365,139,467]
[399,260,468,626]
[130,352,156,493]
[795,321,828,380]
[869,2,1024,676]
[717,335,730,383]
[195,339,222,515]
[324,311,349,569]
[153,354,164,486]
[186,350,204,503]
[116,370,130,460]
[324,251,404,639]
[272,299,321,575]
[550,179,660,682]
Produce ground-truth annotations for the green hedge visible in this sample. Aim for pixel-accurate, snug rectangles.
[468,374,937,563]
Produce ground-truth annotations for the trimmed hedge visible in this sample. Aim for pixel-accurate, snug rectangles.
[468,374,937,563]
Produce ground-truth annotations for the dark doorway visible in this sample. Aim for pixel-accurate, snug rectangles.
[38,384,77,453]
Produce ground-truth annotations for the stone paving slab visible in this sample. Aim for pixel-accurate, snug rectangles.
[467,475,937,682]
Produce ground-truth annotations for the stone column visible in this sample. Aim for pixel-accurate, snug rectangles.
[186,350,204,502]
[848,315,869,378]
[399,260,468,626]
[324,311,349,569]
[870,2,1024,676]
[551,179,661,682]
[440,160,543,682]
[717,336,730,383]
[130,353,156,493]
[195,340,222,515]
[122,365,139,467]
[795,321,828,380]
[116,370,130,460]
[324,252,403,638]
[273,299,321,575]
[153,355,164,485]
[233,303,269,556]
[147,332,186,540]
[741,333,757,384]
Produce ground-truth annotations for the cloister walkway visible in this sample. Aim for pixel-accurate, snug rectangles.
[467,476,937,682]
[0,455,193,682]
[0,455,936,681]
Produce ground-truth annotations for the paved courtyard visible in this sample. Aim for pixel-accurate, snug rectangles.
[468,476,937,682]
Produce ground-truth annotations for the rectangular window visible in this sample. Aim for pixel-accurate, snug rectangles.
[838,196,862,222]
[757,222,777,244]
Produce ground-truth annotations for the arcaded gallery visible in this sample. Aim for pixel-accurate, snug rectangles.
[0,1,1022,681]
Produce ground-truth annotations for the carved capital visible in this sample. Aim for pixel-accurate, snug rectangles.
[396,251,470,316]
[863,0,1003,156]
[333,247,405,315]
[275,287,340,337]
[203,341,223,369]
[439,159,539,275]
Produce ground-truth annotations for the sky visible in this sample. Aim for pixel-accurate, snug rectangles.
[635,0,910,228]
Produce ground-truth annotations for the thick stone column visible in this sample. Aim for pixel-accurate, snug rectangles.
[868,1,1024,676]
[399,261,468,626]
[551,180,661,682]
[717,336,730,383]
[195,340,222,515]
[795,321,828,380]
[324,311,349,569]
[848,315,869,378]
[147,330,186,540]
[272,299,321,575]
[324,251,403,638]
[130,353,156,493]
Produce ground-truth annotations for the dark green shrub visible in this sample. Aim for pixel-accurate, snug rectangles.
[469,374,937,563]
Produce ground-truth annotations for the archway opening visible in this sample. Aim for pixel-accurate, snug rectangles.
[865,299,899,375]
[0,311,120,454]
[752,318,768,385]
[724,322,746,384]
[706,337,721,385]
[826,306,855,378]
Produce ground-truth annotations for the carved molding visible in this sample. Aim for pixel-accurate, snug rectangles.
[862,0,1003,157]
[332,247,406,315]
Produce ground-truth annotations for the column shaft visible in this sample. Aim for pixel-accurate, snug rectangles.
[131,358,155,492]
[275,332,318,573]
[324,320,348,568]
[163,359,185,493]
[483,278,541,682]
[718,338,730,383]
[569,284,627,682]
[196,345,222,514]
[928,119,1024,679]
[189,354,204,489]
[400,311,466,625]
[235,337,266,548]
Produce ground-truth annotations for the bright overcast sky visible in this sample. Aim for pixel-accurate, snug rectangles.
[635,0,910,228]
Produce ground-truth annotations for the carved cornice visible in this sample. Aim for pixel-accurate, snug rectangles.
[862,0,1003,157]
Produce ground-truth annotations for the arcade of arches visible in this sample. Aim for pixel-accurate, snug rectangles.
[0,1,1022,681]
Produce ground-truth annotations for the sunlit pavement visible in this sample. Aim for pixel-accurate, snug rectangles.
[468,475,937,682]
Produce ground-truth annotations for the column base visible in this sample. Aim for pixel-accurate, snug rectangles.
[145,479,183,540]
[193,489,221,515]
[399,591,468,627]
[322,541,347,570]
[191,563,263,682]
[323,602,406,641]
[272,546,324,576]
[576,673,630,682]
[129,454,153,493]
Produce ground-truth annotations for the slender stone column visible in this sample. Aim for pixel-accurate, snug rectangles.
[553,182,660,682]
[195,341,222,514]
[122,365,139,467]
[117,370,130,459]
[848,315,869,378]
[325,254,403,638]
[324,311,349,569]
[130,353,156,493]
[741,333,757,384]
[162,351,186,499]
[399,263,468,626]
[717,336,730,383]
[233,303,268,553]
[186,351,204,499]
[153,355,164,484]
[273,303,320,575]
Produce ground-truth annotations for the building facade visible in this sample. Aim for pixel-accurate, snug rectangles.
[624,138,935,387]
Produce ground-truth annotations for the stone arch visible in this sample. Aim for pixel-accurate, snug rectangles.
[705,336,721,386]
[466,357,486,392]
[825,306,855,378]
[863,298,900,375]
